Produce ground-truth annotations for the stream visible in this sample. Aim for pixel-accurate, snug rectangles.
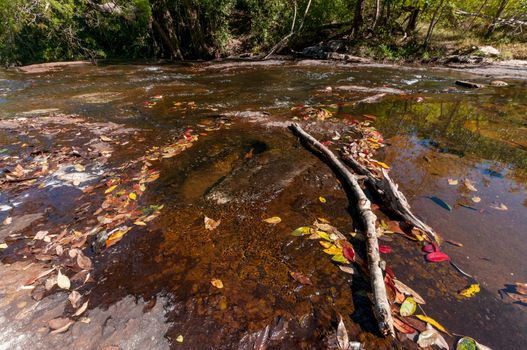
[0,60,526,350]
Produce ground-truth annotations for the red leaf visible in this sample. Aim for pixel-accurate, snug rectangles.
[422,243,439,253]
[379,245,392,253]
[393,316,417,334]
[426,251,450,262]
[290,272,313,285]
[385,266,395,280]
[343,246,355,262]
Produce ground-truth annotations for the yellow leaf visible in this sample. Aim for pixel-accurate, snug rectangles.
[105,185,117,194]
[263,216,281,224]
[317,217,330,223]
[176,335,184,343]
[211,278,224,289]
[134,220,147,226]
[416,315,449,334]
[447,178,458,186]
[472,196,481,203]
[0,243,7,249]
[372,160,390,169]
[105,228,131,248]
[319,241,332,249]
[323,245,342,255]
[139,184,146,192]
[129,192,137,200]
[459,283,480,298]
[319,196,327,203]
[317,231,332,241]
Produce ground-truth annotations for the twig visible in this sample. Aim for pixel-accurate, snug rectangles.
[289,123,395,337]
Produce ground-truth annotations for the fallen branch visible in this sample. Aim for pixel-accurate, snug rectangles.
[289,122,395,337]
[341,155,441,244]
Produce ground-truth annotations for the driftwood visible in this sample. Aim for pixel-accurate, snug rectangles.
[341,155,441,244]
[289,123,395,337]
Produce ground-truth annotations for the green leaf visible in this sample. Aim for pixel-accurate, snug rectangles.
[291,226,311,236]
[331,254,349,264]
[457,337,477,350]
[400,297,417,316]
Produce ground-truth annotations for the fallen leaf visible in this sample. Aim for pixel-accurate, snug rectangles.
[291,226,311,236]
[57,270,71,290]
[339,266,355,275]
[105,227,131,248]
[332,254,349,264]
[317,217,330,223]
[263,216,281,224]
[34,230,48,240]
[379,245,392,253]
[446,239,463,247]
[393,279,426,304]
[319,241,332,249]
[129,192,137,200]
[400,297,417,316]
[471,196,481,203]
[3,217,12,225]
[74,301,89,316]
[105,185,117,194]
[343,246,355,262]
[516,282,527,295]
[457,336,477,350]
[76,252,92,270]
[69,291,82,308]
[50,320,74,335]
[416,315,448,334]
[319,196,327,203]
[204,216,221,231]
[176,335,184,343]
[74,163,85,172]
[459,283,480,298]
[429,196,453,211]
[426,251,450,262]
[448,178,458,185]
[337,315,349,350]
[489,202,508,211]
[211,278,224,289]
[464,179,478,192]
[393,316,416,334]
[323,245,342,255]
[134,220,147,226]
[100,135,112,142]
[417,324,449,349]
[0,242,7,249]
[371,160,390,169]
[290,271,313,285]
[386,221,405,234]
[422,242,439,253]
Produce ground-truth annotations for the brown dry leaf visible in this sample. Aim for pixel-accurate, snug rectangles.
[211,278,224,289]
[3,217,12,225]
[74,301,89,316]
[263,216,281,224]
[338,266,356,275]
[68,291,82,308]
[447,178,458,186]
[472,196,481,203]
[100,135,112,142]
[386,221,405,235]
[393,279,425,304]
[25,268,55,286]
[464,178,478,192]
[204,216,221,231]
[290,271,313,285]
[490,202,508,211]
[57,270,71,290]
[50,320,75,335]
[336,315,349,350]
[74,163,85,172]
[445,239,463,247]
[516,283,527,295]
[76,252,92,270]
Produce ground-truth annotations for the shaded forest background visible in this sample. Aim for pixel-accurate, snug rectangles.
[1,0,526,65]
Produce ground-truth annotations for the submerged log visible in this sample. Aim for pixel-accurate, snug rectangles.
[289,123,395,337]
[341,155,441,244]
[455,80,485,88]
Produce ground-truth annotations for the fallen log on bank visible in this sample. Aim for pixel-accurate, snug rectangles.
[289,122,395,337]
[341,155,441,244]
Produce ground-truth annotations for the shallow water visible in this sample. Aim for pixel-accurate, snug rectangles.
[0,61,526,349]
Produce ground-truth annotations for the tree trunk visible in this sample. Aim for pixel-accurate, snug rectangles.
[371,0,381,31]
[424,0,446,47]
[406,7,420,33]
[466,0,489,31]
[485,0,509,38]
[352,0,365,38]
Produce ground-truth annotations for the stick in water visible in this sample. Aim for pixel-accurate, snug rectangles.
[289,123,395,337]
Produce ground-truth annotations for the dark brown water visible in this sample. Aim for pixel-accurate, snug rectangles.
[0,61,526,349]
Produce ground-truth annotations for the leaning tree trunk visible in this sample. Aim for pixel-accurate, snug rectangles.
[424,0,446,47]
[371,0,381,31]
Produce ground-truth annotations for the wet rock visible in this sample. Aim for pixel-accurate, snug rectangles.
[477,46,501,57]
[490,80,508,87]
[301,46,327,59]
[0,212,44,240]
[455,80,485,88]
[326,52,371,63]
